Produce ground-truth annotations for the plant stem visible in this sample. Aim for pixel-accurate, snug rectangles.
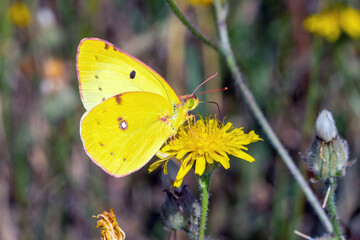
[164,0,220,52]
[197,174,211,240]
[326,179,342,239]
[165,0,333,233]
[213,0,333,233]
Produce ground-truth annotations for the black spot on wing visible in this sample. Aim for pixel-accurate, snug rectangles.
[104,43,109,50]
[130,70,136,79]
[95,75,99,79]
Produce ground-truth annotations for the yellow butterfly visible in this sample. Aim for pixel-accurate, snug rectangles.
[77,38,199,177]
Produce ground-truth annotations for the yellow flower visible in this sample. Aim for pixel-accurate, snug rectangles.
[303,10,341,42]
[149,116,262,187]
[93,209,126,240]
[303,6,360,42]
[8,2,31,27]
[188,0,214,6]
[340,7,360,39]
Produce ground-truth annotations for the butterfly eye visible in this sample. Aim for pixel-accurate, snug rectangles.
[185,98,199,110]
[186,99,194,108]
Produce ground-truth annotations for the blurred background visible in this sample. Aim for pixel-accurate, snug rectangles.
[1,0,360,239]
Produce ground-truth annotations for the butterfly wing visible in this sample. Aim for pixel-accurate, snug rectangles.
[80,91,175,176]
[76,38,180,111]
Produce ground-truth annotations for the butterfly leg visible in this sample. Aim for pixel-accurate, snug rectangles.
[186,113,197,127]
[169,134,176,146]
[186,113,199,139]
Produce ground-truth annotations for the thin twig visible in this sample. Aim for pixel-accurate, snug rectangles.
[322,185,331,208]
[294,230,313,240]
[212,0,333,233]
[164,0,220,52]
[165,0,333,233]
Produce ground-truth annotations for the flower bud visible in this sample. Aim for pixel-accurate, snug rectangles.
[307,110,349,179]
[315,109,338,142]
[161,186,200,238]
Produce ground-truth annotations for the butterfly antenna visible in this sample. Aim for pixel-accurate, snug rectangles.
[191,72,218,96]
[194,87,228,96]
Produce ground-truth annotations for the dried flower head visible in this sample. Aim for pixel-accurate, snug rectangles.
[149,116,262,187]
[94,209,126,240]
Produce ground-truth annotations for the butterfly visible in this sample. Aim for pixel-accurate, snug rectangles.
[77,38,199,177]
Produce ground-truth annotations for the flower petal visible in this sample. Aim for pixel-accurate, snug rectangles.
[174,155,195,187]
[195,155,206,175]
[176,149,190,159]
[149,158,169,173]
[231,149,255,162]
[210,151,230,169]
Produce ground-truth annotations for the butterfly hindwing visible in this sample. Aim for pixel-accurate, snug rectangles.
[77,38,180,111]
[80,92,175,176]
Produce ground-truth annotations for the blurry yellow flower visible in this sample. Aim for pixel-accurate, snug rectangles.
[340,7,360,39]
[188,0,214,6]
[150,116,262,187]
[303,6,360,42]
[303,10,341,42]
[94,209,126,240]
[8,2,31,27]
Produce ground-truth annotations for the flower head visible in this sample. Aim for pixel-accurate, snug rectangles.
[93,209,126,240]
[8,2,31,27]
[303,6,360,42]
[340,7,360,39]
[188,0,214,6]
[149,116,262,187]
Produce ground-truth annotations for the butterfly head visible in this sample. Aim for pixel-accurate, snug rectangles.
[180,95,199,111]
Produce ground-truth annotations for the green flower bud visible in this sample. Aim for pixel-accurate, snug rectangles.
[161,186,200,238]
[307,110,349,180]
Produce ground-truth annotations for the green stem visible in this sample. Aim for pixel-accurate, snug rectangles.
[326,179,342,239]
[166,0,333,233]
[164,0,220,52]
[212,0,333,233]
[197,174,211,240]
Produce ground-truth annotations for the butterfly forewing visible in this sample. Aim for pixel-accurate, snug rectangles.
[77,38,180,111]
[80,92,175,176]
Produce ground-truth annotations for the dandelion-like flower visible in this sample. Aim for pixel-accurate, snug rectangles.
[8,2,31,27]
[188,0,214,6]
[303,6,360,42]
[149,116,262,187]
[94,209,126,240]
